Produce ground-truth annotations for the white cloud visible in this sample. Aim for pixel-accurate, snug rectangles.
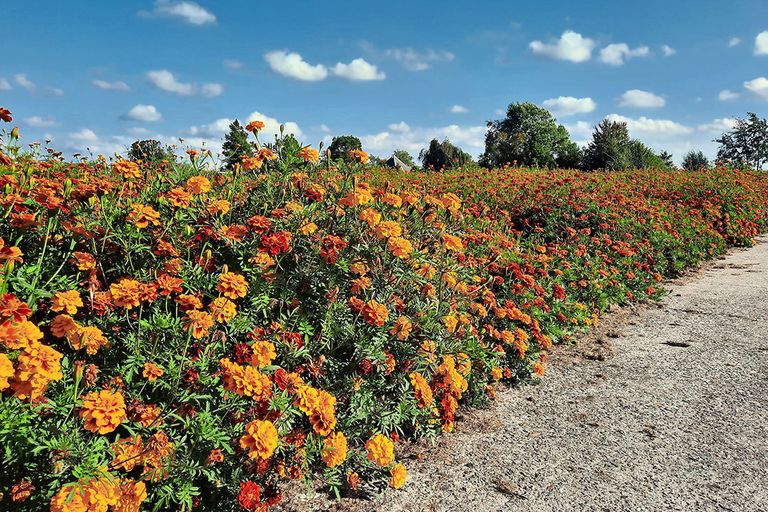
[146,69,222,96]
[728,37,741,47]
[0,78,10,91]
[223,59,243,70]
[605,114,692,136]
[450,105,469,113]
[698,118,738,133]
[124,104,162,122]
[618,89,665,108]
[92,79,130,92]
[661,44,676,57]
[529,30,594,63]
[332,58,385,81]
[14,74,36,91]
[318,124,331,133]
[146,0,216,25]
[718,89,739,101]
[382,47,454,71]
[598,43,650,66]
[563,120,593,147]
[264,51,328,82]
[25,116,58,128]
[744,77,768,99]
[542,96,596,116]
[388,121,411,132]
[186,111,302,144]
[755,31,768,55]
[360,122,487,160]
[47,87,65,96]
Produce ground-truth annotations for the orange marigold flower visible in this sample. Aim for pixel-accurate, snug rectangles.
[390,316,412,340]
[51,289,83,315]
[249,340,276,368]
[209,296,237,323]
[409,372,433,408]
[127,203,161,229]
[299,222,318,235]
[258,147,278,161]
[348,148,369,164]
[361,299,388,327]
[185,175,211,194]
[387,237,413,259]
[533,362,545,376]
[217,272,249,299]
[308,390,337,436]
[359,208,381,227]
[442,233,464,252]
[381,193,403,208]
[206,199,231,216]
[442,314,458,333]
[113,160,141,179]
[0,319,43,350]
[0,293,32,322]
[339,187,373,206]
[0,353,13,391]
[143,362,164,381]
[11,342,63,399]
[303,182,325,201]
[350,276,372,294]
[175,293,203,311]
[183,310,214,339]
[0,238,23,264]
[68,325,109,355]
[114,479,147,512]
[132,403,162,428]
[246,120,265,132]
[297,146,320,163]
[220,358,272,401]
[71,251,97,271]
[375,220,402,239]
[365,433,394,467]
[166,187,192,208]
[50,475,121,512]
[80,389,127,434]
[240,420,278,460]
[207,448,225,464]
[111,436,146,472]
[390,463,407,489]
[348,472,360,490]
[155,273,183,296]
[321,431,348,467]
[110,278,143,309]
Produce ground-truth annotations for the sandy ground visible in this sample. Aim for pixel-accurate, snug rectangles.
[280,236,768,512]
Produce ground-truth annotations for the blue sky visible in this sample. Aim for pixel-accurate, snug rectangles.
[2,0,768,163]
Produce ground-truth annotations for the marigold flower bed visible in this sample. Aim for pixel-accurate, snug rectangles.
[1,117,767,511]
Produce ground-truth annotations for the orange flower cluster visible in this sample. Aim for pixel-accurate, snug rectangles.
[220,358,272,401]
[80,389,127,434]
[240,419,279,460]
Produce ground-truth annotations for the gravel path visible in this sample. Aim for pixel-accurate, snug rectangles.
[358,236,768,512]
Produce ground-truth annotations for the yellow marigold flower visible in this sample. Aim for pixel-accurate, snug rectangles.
[127,203,161,229]
[209,296,237,323]
[365,433,394,467]
[390,316,412,340]
[440,192,462,212]
[309,390,337,436]
[295,385,321,414]
[50,474,121,512]
[217,272,249,299]
[390,463,407,489]
[110,278,143,309]
[51,290,83,315]
[339,187,373,206]
[359,208,381,227]
[0,352,13,391]
[11,342,63,399]
[220,358,272,401]
[443,314,458,333]
[348,148,369,164]
[375,220,402,239]
[166,187,192,208]
[114,479,147,512]
[297,145,320,163]
[80,389,127,434]
[68,325,109,355]
[249,340,276,368]
[361,299,388,327]
[143,362,164,381]
[442,233,464,252]
[206,199,231,216]
[416,262,436,279]
[409,372,433,408]
[418,340,437,364]
[183,310,214,339]
[321,431,348,467]
[249,251,276,269]
[240,419,278,460]
[299,222,318,235]
[185,176,211,194]
[533,362,545,376]
[388,237,413,259]
[113,160,141,179]
[491,367,503,381]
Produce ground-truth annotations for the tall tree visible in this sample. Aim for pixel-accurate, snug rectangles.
[582,119,632,171]
[328,135,362,161]
[682,150,710,171]
[479,102,579,168]
[419,138,471,170]
[715,112,768,169]
[222,120,254,170]
[128,139,175,164]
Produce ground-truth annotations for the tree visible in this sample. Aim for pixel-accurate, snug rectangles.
[128,139,175,164]
[419,138,471,170]
[479,102,579,168]
[393,149,415,168]
[715,112,768,169]
[628,140,671,170]
[682,150,710,171]
[582,119,632,171]
[328,135,362,162]
[658,150,674,168]
[222,120,254,170]
[265,133,302,166]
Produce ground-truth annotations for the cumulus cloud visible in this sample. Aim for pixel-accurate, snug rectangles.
[718,89,739,101]
[124,104,162,122]
[542,96,596,116]
[598,43,650,66]
[698,118,738,133]
[144,0,216,25]
[332,58,385,81]
[146,70,222,96]
[618,89,665,108]
[381,47,455,71]
[661,44,676,57]
[359,122,487,159]
[24,116,59,128]
[605,114,691,136]
[186,111,302,143]
[744,77,768,99]
[529,30,595,63]
[14,74,36,91]
[755,31,768,55]
[264,51,328,82]
[563,120,593,146]
[92,79,130,92]
[728,37,741,47]
[67,128,132,155]
[450,105,469,113]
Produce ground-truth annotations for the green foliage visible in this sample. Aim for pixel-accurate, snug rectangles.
[128,139,176,164]
[328,135,362,162]
[479,102,579,168]
[393,150,415,168]
[682,150,710,171]
[715,112,768,169]
[582,119,632,171]
[419,138,472,170]
[222,120,255,170]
